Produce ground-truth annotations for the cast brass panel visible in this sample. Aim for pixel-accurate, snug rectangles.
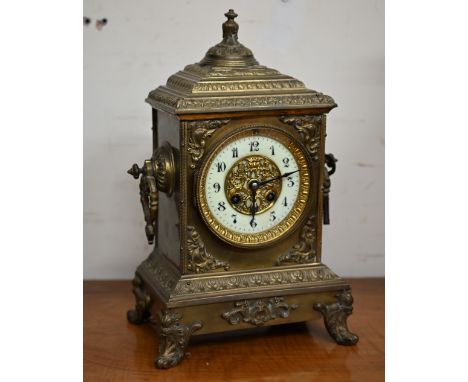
[221,297,299,326]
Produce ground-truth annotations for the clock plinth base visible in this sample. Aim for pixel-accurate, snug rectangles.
[127,251,359,369]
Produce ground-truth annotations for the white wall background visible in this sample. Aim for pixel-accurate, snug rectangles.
[84,0,384,279]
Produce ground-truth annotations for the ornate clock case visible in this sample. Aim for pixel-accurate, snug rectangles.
[127,10,358,369]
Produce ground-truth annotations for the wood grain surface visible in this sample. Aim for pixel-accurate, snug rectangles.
[84,278,384,382]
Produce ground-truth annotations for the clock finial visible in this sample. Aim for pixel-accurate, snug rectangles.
[222,9,239,43]
[225,9,238,20]
[199,8,257,66]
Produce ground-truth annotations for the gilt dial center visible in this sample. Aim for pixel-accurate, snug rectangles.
[225,155,282,215]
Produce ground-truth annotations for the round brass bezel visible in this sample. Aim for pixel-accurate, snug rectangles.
[195,124,314,248]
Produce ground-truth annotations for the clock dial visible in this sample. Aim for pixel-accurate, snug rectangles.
[196,126,312,247]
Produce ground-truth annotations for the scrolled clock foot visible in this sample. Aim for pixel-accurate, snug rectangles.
[313,289,359,345]
[127,274,152,325]
[154,310,203,369]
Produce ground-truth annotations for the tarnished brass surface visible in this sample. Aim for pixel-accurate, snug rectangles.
[153,310,202,369]
[186,225,230,273]
[136,249,344,308]
[277,216,318,265]
[279,115,323,160]
[314,290,359,345]
[153,142,178,196]
[127,142,178,244]
[199,9,258,68]
[152,280,354,337]
[186,119,230,169]
[221,297,299,326]
[126,9,357,369]
[181,116,322,272]
[156,111,182,266]
[126,268,357,368]
[127,160,158,244]
[146,11,336,114]
[126,274,152,325]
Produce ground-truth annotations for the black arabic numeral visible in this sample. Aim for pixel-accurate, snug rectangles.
[282,157,290,168]
[231,214,237,224]
[287,177,294,187]
[270,145,275,155]
[232,147,238,158]
[283,197,288,207]
[217,162,226,172]
[249,141,259,152]
[270,211,276,221]
[213,182,221,193]
[218,201,226,211]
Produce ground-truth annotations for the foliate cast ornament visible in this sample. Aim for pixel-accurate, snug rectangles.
[159,69,306,95]
[222,297,298,326]
[165,77,305,94]
[184,64,281,77]
[314,290,359,345]
[147,92,336,114]
[145,10,336,114]
[190,79,304,93]
[187,119,230,169]
[277,217,317,265]
[174,265,339,296]
[178,94,333,112]
[127,274,152,324]
[154,310,203,369]
[139,255,178,297]
[279,115,322,160]
[204,43,255,61]
[139,169,158,245]
[129,146,178,244]
[149,92,178,108]
[186,226,230,273]
[225,155,282,215]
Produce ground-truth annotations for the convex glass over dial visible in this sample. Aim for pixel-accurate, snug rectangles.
[196,126,312,247]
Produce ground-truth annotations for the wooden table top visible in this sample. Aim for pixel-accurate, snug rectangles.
[84,278,384,382]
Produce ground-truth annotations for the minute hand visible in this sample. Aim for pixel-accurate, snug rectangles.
[257,169,300,187]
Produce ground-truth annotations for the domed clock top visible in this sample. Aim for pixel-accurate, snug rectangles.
[146,10,336,114]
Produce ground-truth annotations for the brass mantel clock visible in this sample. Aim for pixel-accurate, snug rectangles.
[127,10,358,369]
